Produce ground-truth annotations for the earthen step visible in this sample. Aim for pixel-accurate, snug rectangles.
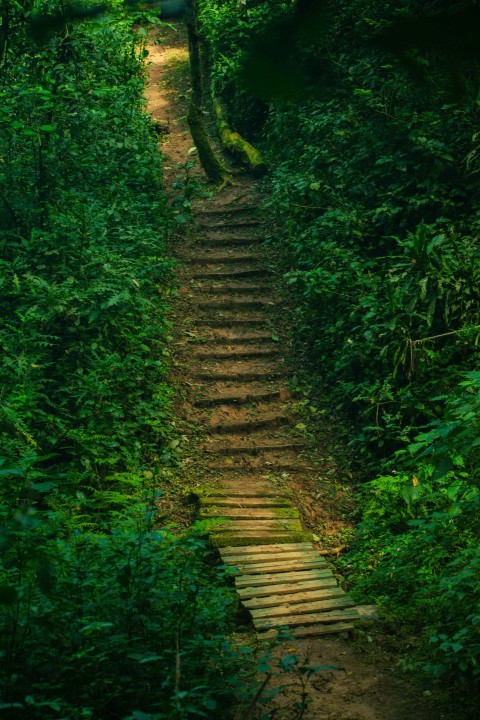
[194,388,282,407]
[193,345,280,360]
[196,235,259,247]
[207,482,291,498]
[194,204,258,217]
[202,438,304,456]
[258,622,355,640]
[206,456,311,472]
[213,519,304,532]
[192,369,287,382]
[190,252,262,265]
[193,314,270,327]
[191,282,272,295]
[202,496,292,508]
[204,414,291,435]
[191,267,268,279]
[196,298,274,311]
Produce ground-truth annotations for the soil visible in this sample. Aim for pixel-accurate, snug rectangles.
[144,20,454,720]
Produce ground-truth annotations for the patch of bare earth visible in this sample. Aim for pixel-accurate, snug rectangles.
[145,21,450,720]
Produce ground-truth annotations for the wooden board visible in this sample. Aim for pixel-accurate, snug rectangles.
[237,578,338,599]
[235,569,334,589]
[229,558,329,575]
[249,596,355,619]
[259,622,355,640]
[220,543,313,556]
[220,549,320,565]
[202,497,292,507]
[243,586,346,609]
[254,608,360,630]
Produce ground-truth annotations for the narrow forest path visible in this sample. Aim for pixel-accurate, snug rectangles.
[145,22,439,720]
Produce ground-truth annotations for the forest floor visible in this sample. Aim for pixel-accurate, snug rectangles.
[145,21,453,720]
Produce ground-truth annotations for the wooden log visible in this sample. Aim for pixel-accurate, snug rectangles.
[213,96,267,176]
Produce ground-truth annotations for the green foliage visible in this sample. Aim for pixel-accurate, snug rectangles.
[0,498,247,719]
[0,0,175,492]
[199,0,480,699]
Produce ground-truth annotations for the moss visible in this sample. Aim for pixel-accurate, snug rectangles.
[213,97,267,176]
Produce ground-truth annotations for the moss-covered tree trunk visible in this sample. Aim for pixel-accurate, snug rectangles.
[184,0,228,185]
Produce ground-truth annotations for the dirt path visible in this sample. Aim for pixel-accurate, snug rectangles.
[145,22,446,720]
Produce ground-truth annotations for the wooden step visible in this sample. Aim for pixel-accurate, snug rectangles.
[259,622,355,640]
[237,577,337,599]
[200,507,299,520]
[249,596,355,620]
[229,558,329,574]
[235,569,334,588]
[220,543,314,556]
[213,519,304,532]
[254,608,359,630]
[220,548,319,563]
[202,497,292,508]
[243,587,346,610]
[211,532,312,548]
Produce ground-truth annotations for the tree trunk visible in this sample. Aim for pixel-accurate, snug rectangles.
[184,0,229,185]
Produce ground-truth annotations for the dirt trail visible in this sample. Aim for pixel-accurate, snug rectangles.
[145,22,444,720]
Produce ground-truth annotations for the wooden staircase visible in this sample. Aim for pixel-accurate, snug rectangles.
[181,198,359,640]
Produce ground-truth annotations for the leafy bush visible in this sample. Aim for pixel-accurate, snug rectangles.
[0,0,175,491]
[0,497,246,719]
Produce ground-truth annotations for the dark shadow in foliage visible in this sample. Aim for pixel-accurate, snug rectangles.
[27,3,108,44]
[370,4,480,99]
[241,0,480,102]
[240,0,333,100]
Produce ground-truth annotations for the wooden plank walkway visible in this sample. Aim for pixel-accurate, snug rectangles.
[184,196,359,640]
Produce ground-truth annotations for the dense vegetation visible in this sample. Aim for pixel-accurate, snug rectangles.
[0,2,249,717]
[198,0,480,701]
